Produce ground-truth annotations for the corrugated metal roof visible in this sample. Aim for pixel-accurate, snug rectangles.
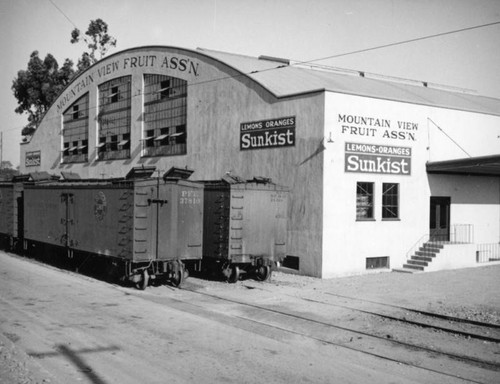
[197,48,500,117]
[427,155,500,176]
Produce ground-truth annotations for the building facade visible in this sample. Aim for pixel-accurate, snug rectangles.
[20,46,500,277]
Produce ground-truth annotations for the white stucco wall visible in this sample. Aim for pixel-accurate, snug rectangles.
[428,174,500,244]
[322,91,500,278]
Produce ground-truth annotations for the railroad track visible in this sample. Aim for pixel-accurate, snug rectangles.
[136,280,500,384]
[320,291,500,341]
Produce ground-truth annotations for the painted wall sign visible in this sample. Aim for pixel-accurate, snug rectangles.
[338,114,419,142]
[240,116,295,150]
[25,151,41,167]
[345,142,412,175]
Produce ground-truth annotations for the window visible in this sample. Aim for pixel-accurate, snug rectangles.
[62,93,89,163]
[142,74,187,157]
[366,257,389,269]
[72,105,79,120]
[160,79,171,99]
[382,183,399,219]
[97,76,132,161]
[110,86,119,103]
[356,182,374,220]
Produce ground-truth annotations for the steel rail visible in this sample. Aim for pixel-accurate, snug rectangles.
[179,287,500,375]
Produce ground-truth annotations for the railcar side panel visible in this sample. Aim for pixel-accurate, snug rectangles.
[69,185,135,260]
[229,184,288,262]
[0,184,15,247]
[202,186,230,259]
[157,180,204,261]
[0,184,14,236]
[202,180,289,264]
[23,186,67,248]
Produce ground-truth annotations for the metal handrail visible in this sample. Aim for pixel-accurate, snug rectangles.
[405,233,430,260]
[405,224,474,259]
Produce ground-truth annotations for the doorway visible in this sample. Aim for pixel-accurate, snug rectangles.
[429,196,451,242]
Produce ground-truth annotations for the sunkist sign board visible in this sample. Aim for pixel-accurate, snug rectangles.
[345,142,412,175]
[240,116,295,150]
[25,151,41,167]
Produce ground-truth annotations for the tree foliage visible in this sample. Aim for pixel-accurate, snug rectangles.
[12,19,117,136]
[0,161,19,181]
[71,18,117,72]
[12,51,75,136]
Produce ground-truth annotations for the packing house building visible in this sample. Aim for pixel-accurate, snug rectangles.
[19,46,500,278]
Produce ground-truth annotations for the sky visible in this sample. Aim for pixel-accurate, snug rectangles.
[0,0,499,168]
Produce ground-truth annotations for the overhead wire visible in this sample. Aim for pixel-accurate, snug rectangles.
[47,0,79,29]
[291,20,500,65]
[427,118,471,158]
[9,3,500,132]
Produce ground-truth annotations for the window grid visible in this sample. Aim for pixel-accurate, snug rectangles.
[142,74,187,157]
[98,76,132,161]
[62,93,89,163]
[382,183,399,219]
[356,182,374,220]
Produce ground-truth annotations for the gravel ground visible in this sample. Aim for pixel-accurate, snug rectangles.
[269,263,500,324]
[0,332,54,384]
[1,256,499,383]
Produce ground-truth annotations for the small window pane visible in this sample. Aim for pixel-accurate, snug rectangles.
[382,183,399,219]
[356,182,374,220]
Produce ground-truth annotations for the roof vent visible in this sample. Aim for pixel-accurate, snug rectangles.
[61,171,81,180]
[258,55,290,65]
[126,165,156,180]
[163,167,194,180]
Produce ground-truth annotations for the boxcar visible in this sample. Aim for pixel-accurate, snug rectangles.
[23,172,204,289]
[0,181,15,250]
[202,175,288,282]
[0,176,30,251]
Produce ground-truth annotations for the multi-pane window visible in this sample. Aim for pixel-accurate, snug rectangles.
[142,74,187,157]
[97,76,132,160]
[382,183,399,219]
[62,93,89,163]
[356,182,374,220]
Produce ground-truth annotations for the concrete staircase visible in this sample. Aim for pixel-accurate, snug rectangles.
[395,242,444,273]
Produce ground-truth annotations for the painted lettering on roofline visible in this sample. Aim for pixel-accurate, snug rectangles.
[56,53,201,114]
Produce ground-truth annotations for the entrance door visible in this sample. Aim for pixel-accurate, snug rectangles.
[429,197,450,242]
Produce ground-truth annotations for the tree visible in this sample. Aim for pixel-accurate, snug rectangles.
[12,19,117,136]
[71,19,117,72]
[12,51,75,136]
[0,161,19,181]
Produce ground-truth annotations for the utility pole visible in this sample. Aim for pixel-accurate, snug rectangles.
[0,132,3,170]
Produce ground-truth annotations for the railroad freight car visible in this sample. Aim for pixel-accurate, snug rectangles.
[202,175,289,282]
[0,181,15,250]
[23,168,204,289]
[0,172,54,251]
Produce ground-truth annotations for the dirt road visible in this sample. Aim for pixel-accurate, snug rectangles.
[0,251,499,383]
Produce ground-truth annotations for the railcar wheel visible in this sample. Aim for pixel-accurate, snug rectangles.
[255,265,272,282]
[170,266,185,288]
[135,270,149,290]
[227,265,240,284]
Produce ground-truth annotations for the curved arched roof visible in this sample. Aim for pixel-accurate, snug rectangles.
[53,45,500,117]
